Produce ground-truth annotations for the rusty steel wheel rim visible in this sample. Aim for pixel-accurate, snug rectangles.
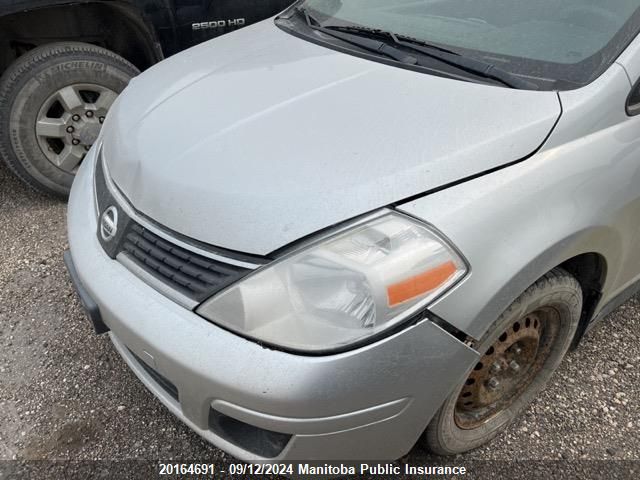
[454,308,560,430]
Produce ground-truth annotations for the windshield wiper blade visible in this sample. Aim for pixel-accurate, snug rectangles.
[331,25,461,56]
[389,34,538,90]
[298,8,537,90]
[333,25,536,90]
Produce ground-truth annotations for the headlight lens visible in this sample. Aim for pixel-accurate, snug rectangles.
[197,212,467,352]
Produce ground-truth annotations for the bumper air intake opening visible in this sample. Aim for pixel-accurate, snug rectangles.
[129,350,180,402]
[208,408,291,458]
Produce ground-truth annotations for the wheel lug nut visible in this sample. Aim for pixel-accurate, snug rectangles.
[86,111,94,118]
[66,126,74,133]
[72,114,80,121]
[487,378,500,390]
[509,360,520,372]
[72,139,80,145]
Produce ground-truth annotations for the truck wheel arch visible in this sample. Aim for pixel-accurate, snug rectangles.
[0,1,164,75]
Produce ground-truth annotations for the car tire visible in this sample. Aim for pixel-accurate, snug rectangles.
[0,42,139,197]
[424,268,582,455]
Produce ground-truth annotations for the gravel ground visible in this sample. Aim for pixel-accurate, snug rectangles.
[0,161,639,479]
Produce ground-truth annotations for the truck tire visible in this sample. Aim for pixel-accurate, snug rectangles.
[0,42,139,197]
[424,268,582,455]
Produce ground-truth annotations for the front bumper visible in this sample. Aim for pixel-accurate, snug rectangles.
[66,149,480,461]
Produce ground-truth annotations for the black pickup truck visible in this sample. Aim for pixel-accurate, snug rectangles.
[0,0,293,196]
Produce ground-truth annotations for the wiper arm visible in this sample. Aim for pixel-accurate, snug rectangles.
[298,8,537,90]
[298,7,421,66]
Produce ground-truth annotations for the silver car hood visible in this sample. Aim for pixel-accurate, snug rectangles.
[103,21,561,256]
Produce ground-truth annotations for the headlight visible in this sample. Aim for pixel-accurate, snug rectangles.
[197,211,467,352]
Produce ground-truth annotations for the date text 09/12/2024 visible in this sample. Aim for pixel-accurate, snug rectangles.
[158,463,468,476]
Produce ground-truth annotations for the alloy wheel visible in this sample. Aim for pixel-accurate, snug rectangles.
[35,83,117,173]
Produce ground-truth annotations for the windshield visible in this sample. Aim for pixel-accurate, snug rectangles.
[296,0,640,88]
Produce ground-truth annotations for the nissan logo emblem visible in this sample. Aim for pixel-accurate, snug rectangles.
[100,206,118,241]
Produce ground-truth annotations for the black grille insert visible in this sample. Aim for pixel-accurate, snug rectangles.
[209,408,291,458]
[120,223,250,302]
[94,151,257,302]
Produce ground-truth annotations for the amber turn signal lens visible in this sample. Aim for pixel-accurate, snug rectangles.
[387,260,457,307]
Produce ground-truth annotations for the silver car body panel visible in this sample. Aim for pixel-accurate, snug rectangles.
[400,52,640,340]
[102,20,561,256]
[67,149,479,460]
